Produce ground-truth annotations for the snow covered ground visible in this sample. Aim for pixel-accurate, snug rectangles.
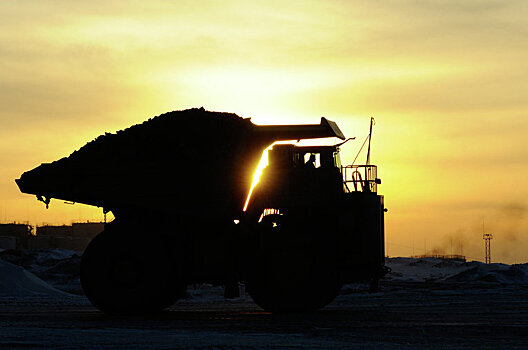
[2,249,527,298]
[1,250,528,349]
[386,257,528,284]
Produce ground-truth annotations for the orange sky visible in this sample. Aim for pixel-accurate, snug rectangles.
[1,1,527,263]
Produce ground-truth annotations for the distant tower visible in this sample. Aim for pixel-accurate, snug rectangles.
[483,233,493,264]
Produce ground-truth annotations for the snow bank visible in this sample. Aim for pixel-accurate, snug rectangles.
[386,257,528,284]
[386,257,475,282]
[0,258,68,296]
[0,249,81,293]
[445,263,528,283]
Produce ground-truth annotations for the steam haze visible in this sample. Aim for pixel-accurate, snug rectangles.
[1,1,527,263]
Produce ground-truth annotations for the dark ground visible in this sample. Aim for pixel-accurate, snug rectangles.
[1,281,527,349]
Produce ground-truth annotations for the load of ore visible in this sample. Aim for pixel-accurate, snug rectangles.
[17,108,267,218]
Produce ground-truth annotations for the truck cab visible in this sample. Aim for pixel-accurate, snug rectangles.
[242,142,386,312]
[252,144,344,209]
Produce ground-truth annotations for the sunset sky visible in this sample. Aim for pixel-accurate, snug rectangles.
[1,1,527,263]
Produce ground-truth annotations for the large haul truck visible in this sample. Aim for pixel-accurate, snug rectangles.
[15,108,385,314]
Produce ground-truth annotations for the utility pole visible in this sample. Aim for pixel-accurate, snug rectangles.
[483,233,493,264]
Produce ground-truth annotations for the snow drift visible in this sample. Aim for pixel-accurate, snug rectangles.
[0,258,67,296]
[386,257,528,284]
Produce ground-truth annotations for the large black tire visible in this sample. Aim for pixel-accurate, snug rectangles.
[245,213,342,313]
[80,223,185,314]
[246,244,341,313]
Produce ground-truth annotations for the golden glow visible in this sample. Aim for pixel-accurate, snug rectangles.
[243,143,274,212]
[1,1,528,263]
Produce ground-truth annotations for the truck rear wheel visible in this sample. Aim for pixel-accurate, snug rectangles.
[81,223,184,314]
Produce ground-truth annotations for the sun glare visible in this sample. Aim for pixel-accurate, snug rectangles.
[243,144,274,212]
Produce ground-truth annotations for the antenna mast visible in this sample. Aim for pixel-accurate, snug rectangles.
[366,117,375,165]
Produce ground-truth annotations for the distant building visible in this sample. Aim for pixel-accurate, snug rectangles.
[72,222,104,239]
[31,222,103,250]
[0,223,32,249]
[36,225,73,237]
[411,254,466,262]
[0,236,17,250]
[0,222,104,251]
[28,236,51,250]
[0,223,32,238]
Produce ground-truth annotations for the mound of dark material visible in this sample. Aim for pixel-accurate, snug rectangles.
[63,107,252,168]
[17,108,265,218]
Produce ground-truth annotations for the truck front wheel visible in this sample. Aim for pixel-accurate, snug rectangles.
[245,243,341,313]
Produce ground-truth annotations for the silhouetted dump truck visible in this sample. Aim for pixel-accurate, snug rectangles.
[16,108,385,314]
